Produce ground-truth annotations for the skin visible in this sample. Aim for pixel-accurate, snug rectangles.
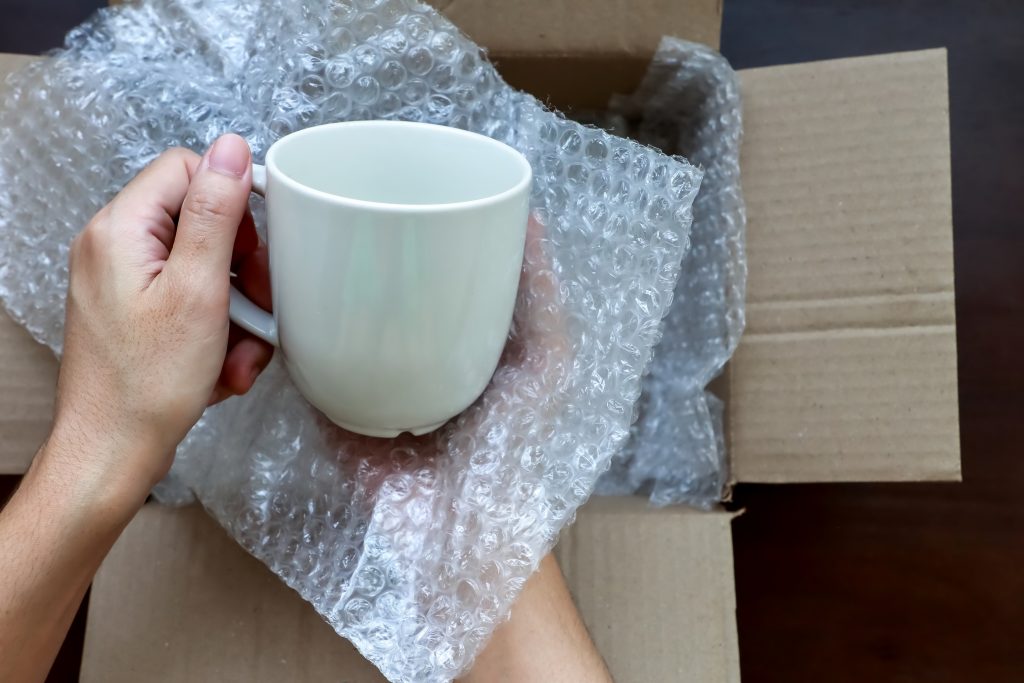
[0,134,611,682]
[458,554,613,683]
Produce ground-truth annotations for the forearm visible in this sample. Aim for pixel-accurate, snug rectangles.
[0,136,270,682]
[0,433,147,682]
[460,553,613,683]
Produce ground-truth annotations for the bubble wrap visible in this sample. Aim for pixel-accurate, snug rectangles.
[0,2,745,680]
[594,37,746,507]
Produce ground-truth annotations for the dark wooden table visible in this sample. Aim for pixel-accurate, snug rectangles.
[2,0,1021,681]
[722,1,1024,681]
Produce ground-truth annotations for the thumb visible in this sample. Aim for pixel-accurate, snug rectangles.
[169,134,252,278]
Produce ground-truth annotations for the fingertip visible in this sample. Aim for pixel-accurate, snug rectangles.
[222,335,274,395]
[206,134,252,179]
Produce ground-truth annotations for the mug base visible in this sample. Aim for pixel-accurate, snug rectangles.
[335,419,449,439]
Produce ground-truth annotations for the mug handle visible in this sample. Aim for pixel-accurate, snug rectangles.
[228,163,279,347]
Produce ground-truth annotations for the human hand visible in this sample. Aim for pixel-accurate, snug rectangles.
[0,135,272,680]
[50,134,273,498]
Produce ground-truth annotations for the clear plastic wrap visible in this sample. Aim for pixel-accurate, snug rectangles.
[0,1,744,680]
[596,37,746,507]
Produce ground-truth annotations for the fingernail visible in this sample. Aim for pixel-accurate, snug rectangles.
[206,134,250,178]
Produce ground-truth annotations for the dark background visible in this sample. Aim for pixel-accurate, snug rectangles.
[1,0,1022,680]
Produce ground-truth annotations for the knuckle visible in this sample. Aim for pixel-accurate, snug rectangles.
[185,188,234,226]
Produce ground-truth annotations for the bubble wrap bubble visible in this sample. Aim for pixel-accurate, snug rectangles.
[594,37,746,507]
[0,2,747,680]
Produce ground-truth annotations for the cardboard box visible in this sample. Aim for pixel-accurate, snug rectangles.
[0,0,959,679]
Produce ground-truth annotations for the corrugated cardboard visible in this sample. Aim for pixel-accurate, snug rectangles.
[0,313,56,473]
[0,4,959,678]
[111,0,725,50]
[0,54,55,475]
[79,504,385,682]
[556,499,740,683]
[730,49,960,483]
[80,501,738,683]
[423,0,724,108]
[428,0,722,55]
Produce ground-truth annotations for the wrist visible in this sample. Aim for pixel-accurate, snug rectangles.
[34,416,170,518]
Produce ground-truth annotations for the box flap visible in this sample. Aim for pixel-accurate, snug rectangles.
[80,504,383,682]
[427,0,722,56]
[0,314,56,473]
[81,500,738,682]
[0,53,57,475]
[426,0,723,108]
[730,49,960,483]
[109,0,724,56]
[555,498,739,683]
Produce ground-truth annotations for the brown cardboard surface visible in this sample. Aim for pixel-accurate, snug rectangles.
[435,0,722,108]
[555,498,740,683]
[79,504,384,683]
[106,1,723,55]
[0,53,56,475]
[427,0,722,107]
[80,500,739,683]
[497,54,655,111]
[730,49,960,483]
[428,0,722,56]
[0,314,56,473]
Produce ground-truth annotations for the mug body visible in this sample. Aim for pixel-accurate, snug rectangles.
[263,121,532,437]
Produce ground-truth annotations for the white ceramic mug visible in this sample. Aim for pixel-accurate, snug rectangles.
[230,121,532,437]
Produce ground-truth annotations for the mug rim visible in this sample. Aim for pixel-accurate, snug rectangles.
[264,120,533,214]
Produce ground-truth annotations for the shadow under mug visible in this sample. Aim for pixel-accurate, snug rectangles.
[229,121,533,438]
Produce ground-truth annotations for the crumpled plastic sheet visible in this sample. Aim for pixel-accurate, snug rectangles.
[594,37,746,507]
[0,1,744,680]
